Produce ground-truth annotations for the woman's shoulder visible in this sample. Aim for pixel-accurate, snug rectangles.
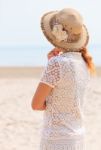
[47,55,61,66]
[48,54,74,69]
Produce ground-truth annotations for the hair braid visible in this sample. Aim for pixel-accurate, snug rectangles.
[80,47,96,76]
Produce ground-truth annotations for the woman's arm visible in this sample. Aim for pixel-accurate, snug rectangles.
[31,48,62,111]
[31,82,53,111]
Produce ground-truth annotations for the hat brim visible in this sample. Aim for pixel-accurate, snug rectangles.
[41,11,89,51]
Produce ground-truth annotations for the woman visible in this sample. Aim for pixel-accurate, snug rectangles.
[31,8,96,150]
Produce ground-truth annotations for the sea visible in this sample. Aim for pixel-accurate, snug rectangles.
[0,44,101,67]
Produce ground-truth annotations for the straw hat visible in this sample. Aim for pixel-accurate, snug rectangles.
[41,8,89,52]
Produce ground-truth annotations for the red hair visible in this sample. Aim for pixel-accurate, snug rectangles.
[80,47,96,76]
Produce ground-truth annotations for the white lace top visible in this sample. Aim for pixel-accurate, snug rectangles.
[39,51,90,150]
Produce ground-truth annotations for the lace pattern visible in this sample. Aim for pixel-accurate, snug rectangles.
[40,138,85,150]
[39,52,90,150]
[40,57,61,88]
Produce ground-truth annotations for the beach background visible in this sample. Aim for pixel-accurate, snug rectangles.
[0,0,101,150]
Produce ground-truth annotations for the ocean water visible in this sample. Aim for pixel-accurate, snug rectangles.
[0,45,100,67]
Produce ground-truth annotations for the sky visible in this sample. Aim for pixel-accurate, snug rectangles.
[0,0,101,66]
[0,0,101,46]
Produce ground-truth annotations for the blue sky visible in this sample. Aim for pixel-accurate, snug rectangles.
[0,0,101,66]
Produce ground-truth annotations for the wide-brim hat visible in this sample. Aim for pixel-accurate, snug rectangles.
[41,8,89,52]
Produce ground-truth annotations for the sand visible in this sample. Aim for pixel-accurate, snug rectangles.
[0,67,101,150]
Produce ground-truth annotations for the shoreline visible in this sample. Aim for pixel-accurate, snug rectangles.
[0,66,44,78]
[0,66,101,78]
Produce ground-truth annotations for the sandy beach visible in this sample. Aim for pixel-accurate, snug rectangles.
[0,67,101,150]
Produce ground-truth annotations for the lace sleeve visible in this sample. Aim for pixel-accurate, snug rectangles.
[40,57,61,88]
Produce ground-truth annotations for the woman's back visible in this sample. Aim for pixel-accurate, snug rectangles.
[40,51,90,143]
